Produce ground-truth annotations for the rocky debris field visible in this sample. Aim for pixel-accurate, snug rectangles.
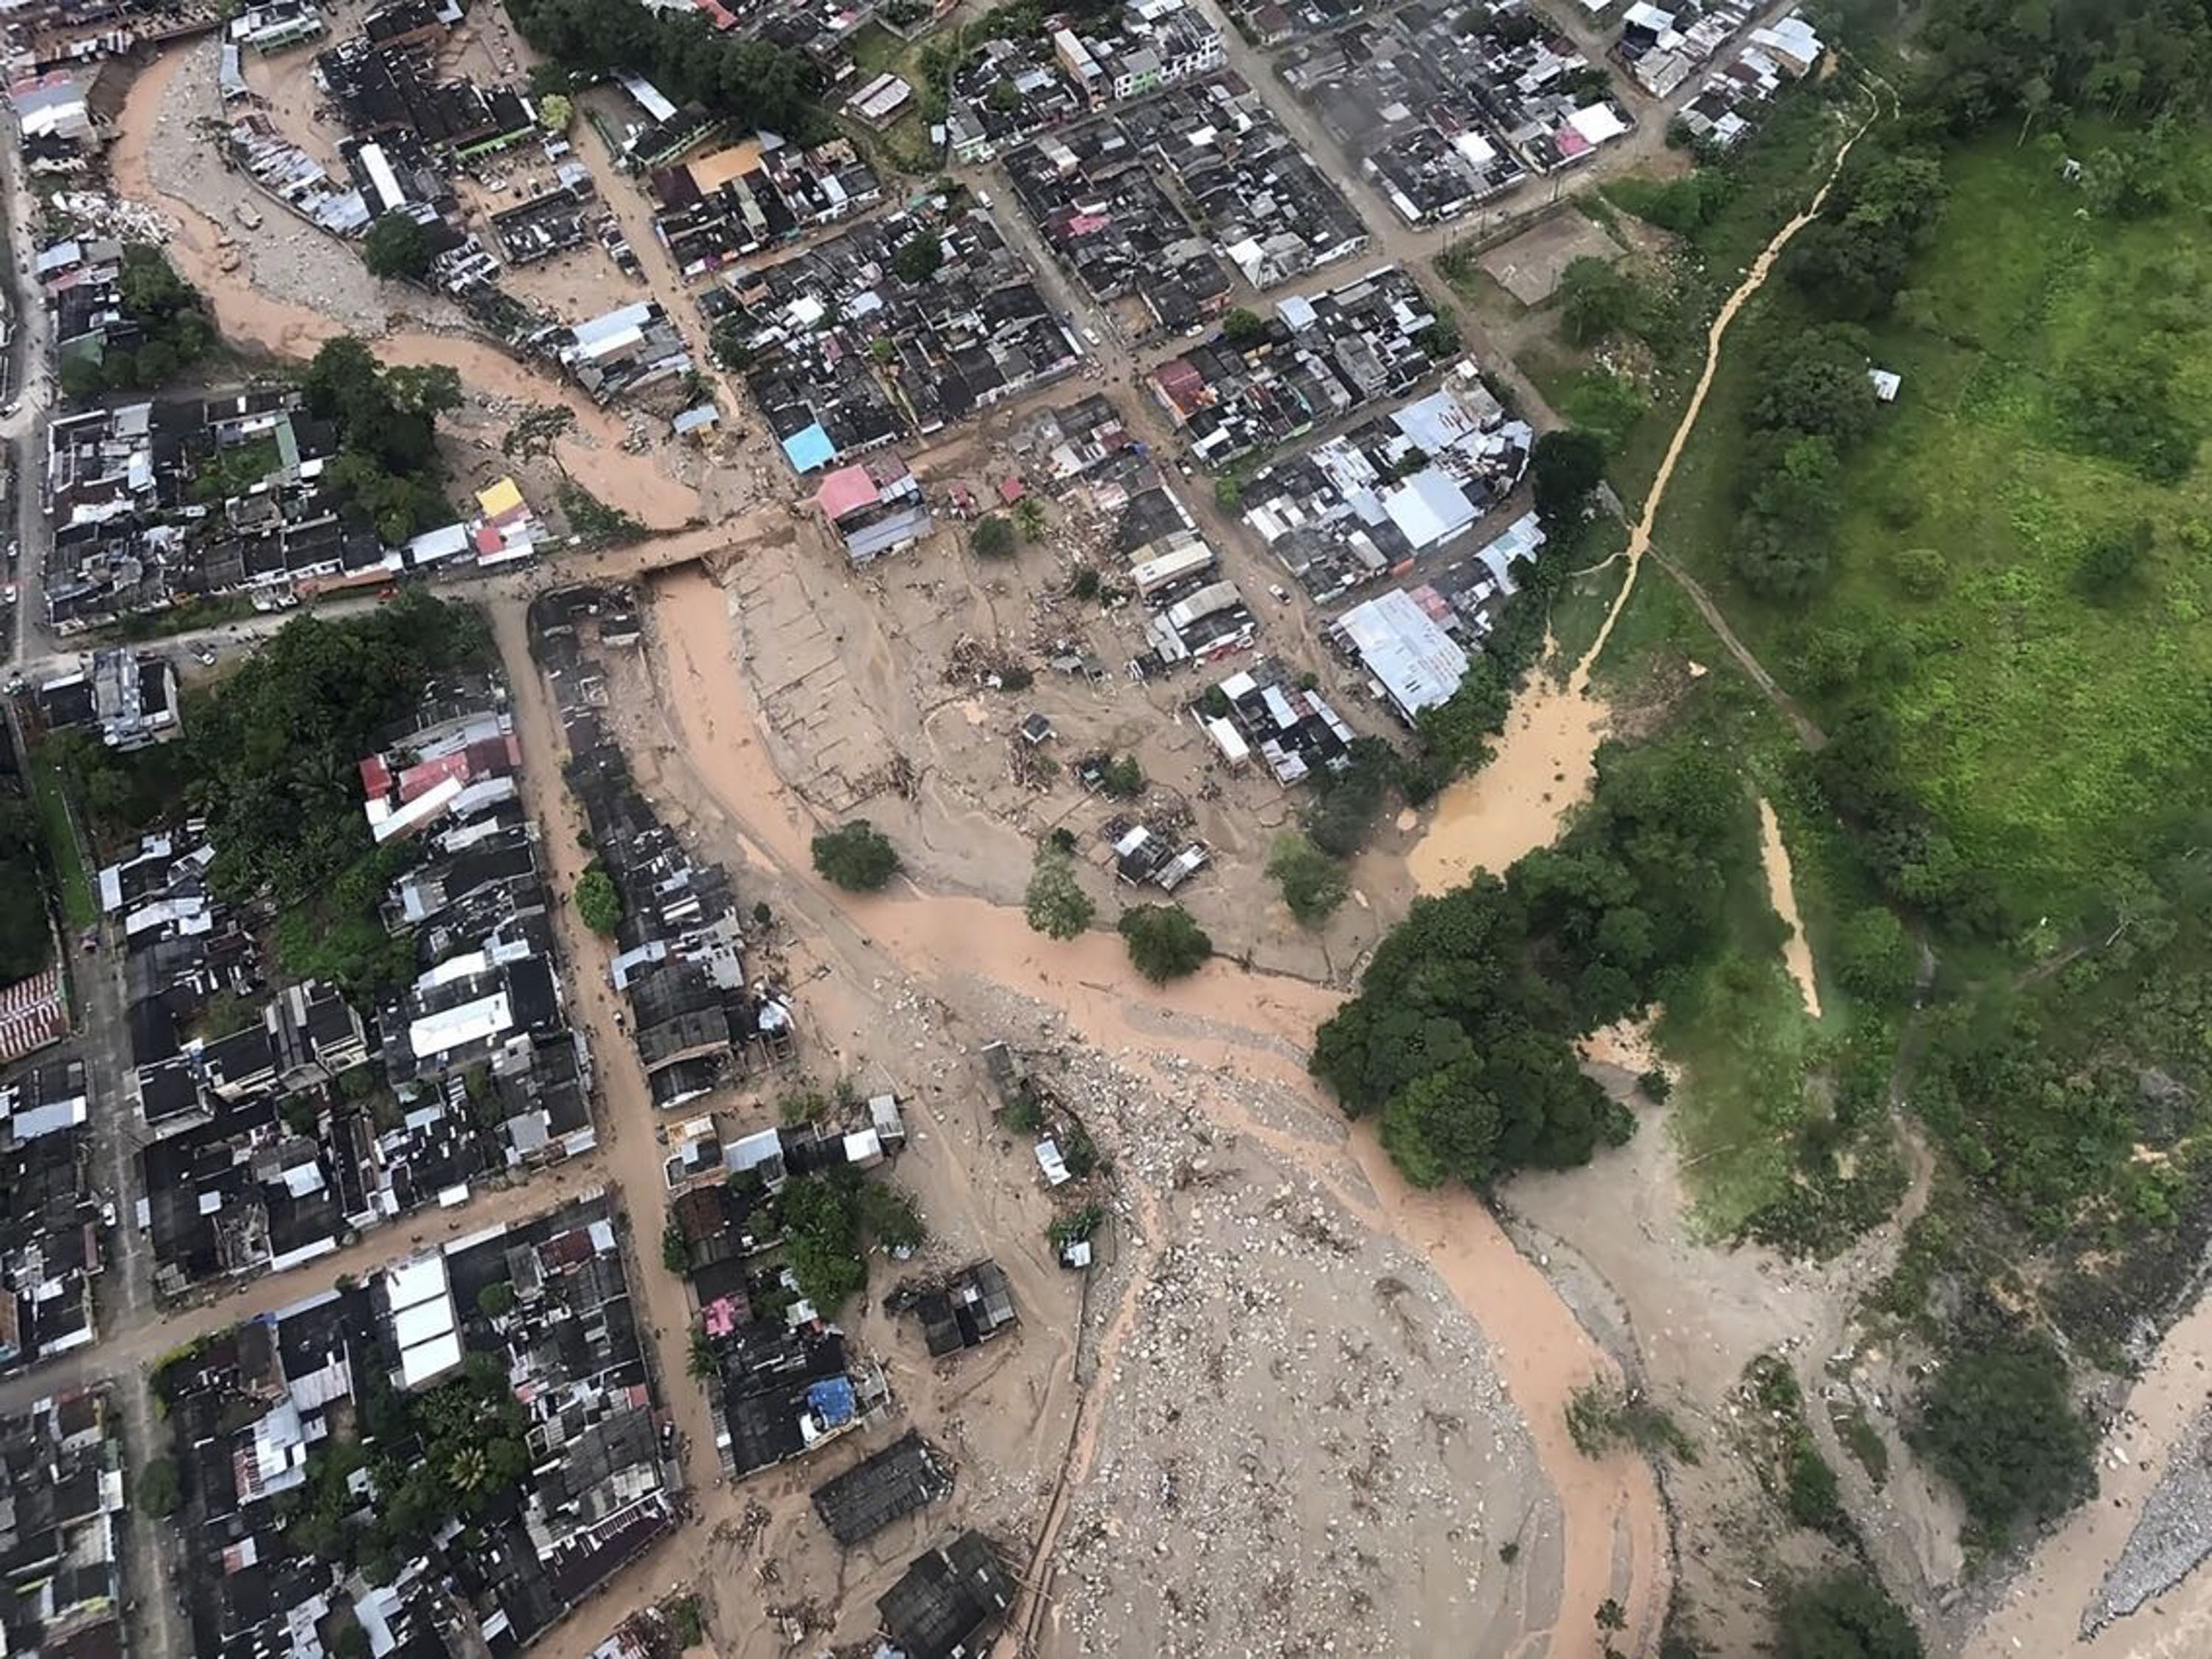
[2087,1398,2212,1635]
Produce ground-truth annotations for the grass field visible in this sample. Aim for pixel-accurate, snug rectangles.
[1655,132,2212,920]
[28,754,95,931]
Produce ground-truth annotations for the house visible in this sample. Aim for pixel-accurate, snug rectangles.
[811,1430,953,1545]
[877,1532,1015,1659]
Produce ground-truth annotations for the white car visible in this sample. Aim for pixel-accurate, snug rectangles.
[101,1200,118,1228]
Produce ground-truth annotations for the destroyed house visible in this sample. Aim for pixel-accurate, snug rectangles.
[899,1260,1018,1357]
[877,1531,1014,1659]
[811,1430,953,1545]
[714,1322,869,1479]
[315,41,538,159]
[650,133,880,276]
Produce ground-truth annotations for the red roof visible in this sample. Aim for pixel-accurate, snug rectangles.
[1152,358,1206,418]
[813,463,880,524]
[395,736,517,801]
[358,754,392,799]
[998,476,1026,504]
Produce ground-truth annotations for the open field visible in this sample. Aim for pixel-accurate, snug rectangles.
[1652,132,2212,919]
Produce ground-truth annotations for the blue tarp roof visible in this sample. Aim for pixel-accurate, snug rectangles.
[808,1375,857,1426]
[782,423,835,473]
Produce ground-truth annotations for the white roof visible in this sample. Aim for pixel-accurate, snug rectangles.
[1383,468,1477,551]
[398,1330,464,1389]
[1452,131,1498,168]
[1568,103,1631,145]
[392,1295,453,1350]
[384,1254,449,1312]
[408,990,512,1059]
[1203,716,1250,763]
[1336,588,1470,715]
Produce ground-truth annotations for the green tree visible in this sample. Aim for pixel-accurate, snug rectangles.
[1834,908,1914,1004]
[363,212,435,282]
[1220,306,1267,346]
[661,1217,689,1274]
[2076,518,2154,598]
[1012,497,1046,540]
[812,821,901,891]
[575,866,622,933]
[1910,1332,2094,1544]
[891,229,944,283]
[1531,428,1607,526]
[1214,476,1242,512]
[136,1456,182,1517]
[1267,831,1350,925]
[538,91,574,130]
[1119,904,1211,984]
[1775,1571,1923,1659]
[1380,1060,1502,1188]
[1026,843,1096,939]
[476,1282,516,1318]
[1557,256,1633,346]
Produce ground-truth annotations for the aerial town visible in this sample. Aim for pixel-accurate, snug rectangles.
[1,1,2207,1658]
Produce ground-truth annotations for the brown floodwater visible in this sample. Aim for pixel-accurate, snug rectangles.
[108,46,700,529]
[648,566,1672,1658]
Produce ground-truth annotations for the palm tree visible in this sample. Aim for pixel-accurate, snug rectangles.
[1012,497,1046,541]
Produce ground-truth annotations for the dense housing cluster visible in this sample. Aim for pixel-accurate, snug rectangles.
[1330,509,1544,721]
[159,1191,675,1655]
[1277,0,1634,226]
[705,195,1079,473]
[0,1391,126,1650]
[1239,367,1534,601]
[647,131,882,277]
[119,675,597,1292]
[0,1060,100,1368]
[38,389,547,637]
[945,0,1225,163]
[1147,264,1450,470]
[531,587,796,1110]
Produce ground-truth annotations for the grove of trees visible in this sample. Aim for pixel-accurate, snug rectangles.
[1313,731,1751,1187]
[507,0,821,137]
[303,336,463,544]
[58,246,214,397]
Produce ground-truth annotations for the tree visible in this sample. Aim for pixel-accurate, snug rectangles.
[1012,497,1046,540]
[1557,256,1634,346]
[712,317,755,371]
[1267,831,1350,925]
[812,821,901,891]
[136,1456,181,1517]
[476,1282,516,1319]
[2076,518,2153,598]
[1596,1599,1627,1633]
[1834,908,1914,1003]
[1531,428,1607,526]
[538,91,574,131]
[891,229,944,284]
[1910,1332,2095,1543]
[575,866,622,933]
[1220,306,1267,347]
[503,403,577,466]
[1099,753,1144,799]
[363,212,435,282]
[1119,903,1211,984]
[1775,1571,1923,1659]
[1025,843,1095,939]
[971,515,1015,558]
[1214,476,1242,512]
[1380,1060,1502,1188]
[661,1217,689,1274]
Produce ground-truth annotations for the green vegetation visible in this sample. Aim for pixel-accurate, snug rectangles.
[558,479,644,549]
[1024,841,1095,939]
[0,795,55,979]
[1745,1356,1854,1545]
[891,228,943,283]
[1221,306,1266,346]
[1316,729,1750,1187]
[1118,903,1211,984]
[476,1282,515,1319]
[661,1217,690,1273]
[1774,1571,1922,1659]
[57,245,215,397]
[575,865,622,933]
[772,1170,924,1309]
[1908,1326,2094,1548]
[362,212,435,281]
[21,756,94,935]
[1267,831,1349,927]
[304,336,460,544]
[1565,1382,1697,1464]
[135,1455,181,1518]
[970,514,1015,558]
[508,0,820,137]
[1096,752,1144,799]
[811,820,901,891]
